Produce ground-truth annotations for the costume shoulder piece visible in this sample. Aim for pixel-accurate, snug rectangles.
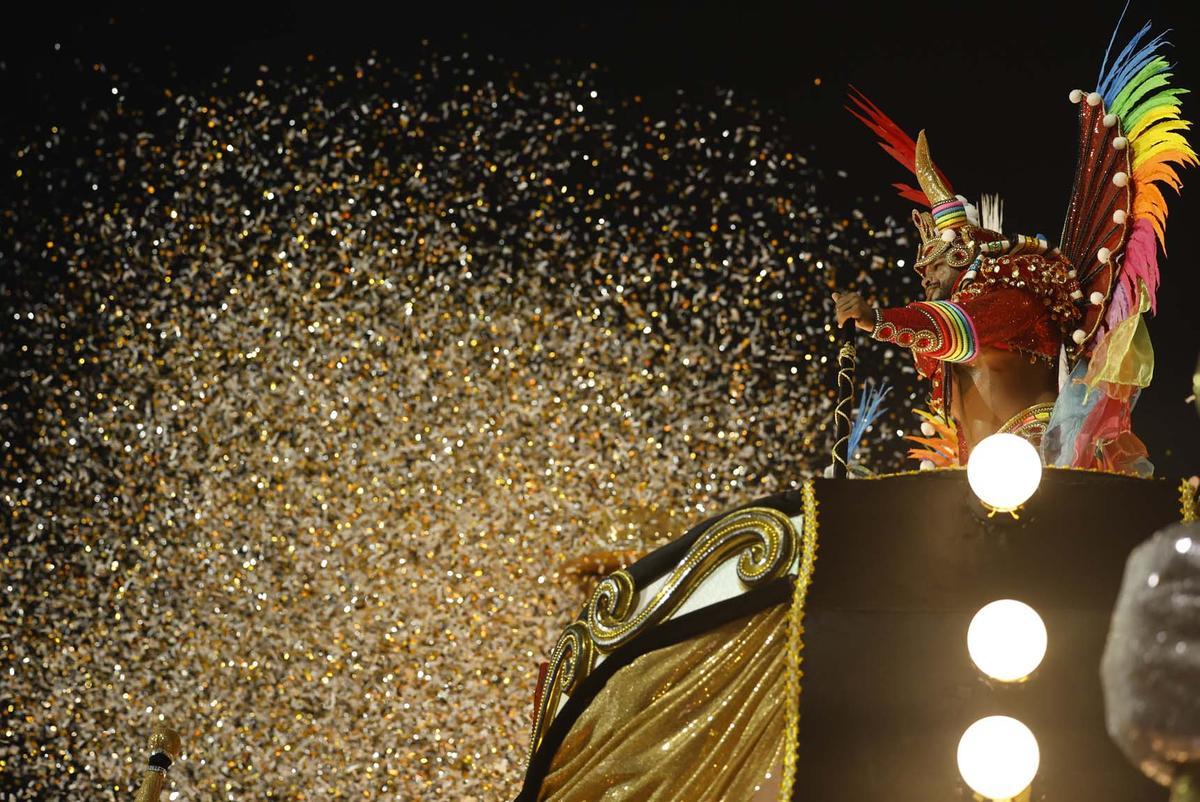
[1044,12,1196,475]
[1061,13,1197,360]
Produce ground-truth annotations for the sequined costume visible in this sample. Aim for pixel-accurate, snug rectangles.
[849,20,1196,473]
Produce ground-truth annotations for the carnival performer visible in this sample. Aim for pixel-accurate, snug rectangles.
[832,22,1196,474]
[832,139,1079,458]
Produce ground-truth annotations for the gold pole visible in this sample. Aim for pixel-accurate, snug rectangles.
[830,333,857,478]
[133,726,182,802]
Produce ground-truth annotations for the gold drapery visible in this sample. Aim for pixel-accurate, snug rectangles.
[537,603,789,802]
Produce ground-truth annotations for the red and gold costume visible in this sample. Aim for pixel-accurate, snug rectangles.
[849,27,1196,474]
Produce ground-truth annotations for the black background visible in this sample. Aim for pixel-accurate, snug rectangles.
[2,0,1196,475]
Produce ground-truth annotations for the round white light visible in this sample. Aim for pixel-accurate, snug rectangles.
[968,600,1048,682]
[967,433,1042,512]
[957,716,1040,800]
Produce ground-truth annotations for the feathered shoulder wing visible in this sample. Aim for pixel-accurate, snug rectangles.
[1061,19,1197,357]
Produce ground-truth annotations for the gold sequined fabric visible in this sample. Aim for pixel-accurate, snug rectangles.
[538,604,788,802]
[997,401,1056,447]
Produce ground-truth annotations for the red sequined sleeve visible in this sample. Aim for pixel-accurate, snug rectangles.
[870,288,1049,364]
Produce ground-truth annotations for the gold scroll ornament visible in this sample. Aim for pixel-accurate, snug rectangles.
[526,500,806,767]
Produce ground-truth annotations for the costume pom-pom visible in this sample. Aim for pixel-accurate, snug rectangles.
[1086,91,1103,106]
[1098,247,1112,263]
[1112,172,1129,187]
[1113,136,1128,150]
[1113,209,1127,224]
[920,421,935,437]
[1069,89,1084,103]
[919,459,935,471]
[1103,113,1118,127]
[1072,329,1087,344]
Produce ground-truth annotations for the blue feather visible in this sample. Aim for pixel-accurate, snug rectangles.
[1104,31,1172,105]
[847,380,891,466]
[1098,20,1153,97]
[1099,19,1172,106]
[1096,0,1133,90]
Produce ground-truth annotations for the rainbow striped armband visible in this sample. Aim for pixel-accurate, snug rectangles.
[871,300,978,363]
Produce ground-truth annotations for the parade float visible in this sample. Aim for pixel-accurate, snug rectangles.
[516,13,1200,802]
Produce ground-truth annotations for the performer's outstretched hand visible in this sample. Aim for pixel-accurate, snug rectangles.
[831,291,876,332]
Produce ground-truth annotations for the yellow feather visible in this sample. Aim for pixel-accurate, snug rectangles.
[1133,137,1198,171]
[905,407,959,467]
[1130,119,1192,155]
[1126,104,1182,140]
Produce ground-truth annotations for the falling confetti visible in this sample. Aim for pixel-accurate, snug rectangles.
[0,47,921,799]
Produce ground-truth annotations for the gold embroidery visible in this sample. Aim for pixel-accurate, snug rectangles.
[996,401,1056,446]
[1181,478,1198,522]
[778,480,819,802]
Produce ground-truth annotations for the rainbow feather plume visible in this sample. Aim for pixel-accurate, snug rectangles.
[1056,8,1195,476]
[1098,16,1198,318]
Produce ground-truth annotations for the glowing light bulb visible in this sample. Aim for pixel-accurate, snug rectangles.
[957,716,1040,800]
[968,600,1047,682]
[967,433,1042,512]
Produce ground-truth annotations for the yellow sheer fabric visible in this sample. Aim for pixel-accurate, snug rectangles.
[1084,280,1155,400]
[538,604,788,802]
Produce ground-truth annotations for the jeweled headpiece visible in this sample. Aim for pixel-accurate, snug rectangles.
[845,89,1000,275]
[915,131,967,231]
[910,131,985,272]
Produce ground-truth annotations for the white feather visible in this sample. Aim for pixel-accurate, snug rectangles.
[979,193,1004,233]
[956,194,980,227]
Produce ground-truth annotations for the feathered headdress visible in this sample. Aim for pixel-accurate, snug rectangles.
[846,89,1003,272]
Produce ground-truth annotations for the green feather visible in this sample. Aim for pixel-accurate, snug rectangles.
[1110,57,1171,118]
[1124,88,1189,133]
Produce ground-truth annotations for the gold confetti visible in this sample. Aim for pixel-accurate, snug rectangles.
[0,47,917,800]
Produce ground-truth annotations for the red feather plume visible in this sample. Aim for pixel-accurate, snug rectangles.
[846,86,954,207]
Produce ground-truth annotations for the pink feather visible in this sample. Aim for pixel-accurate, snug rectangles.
[1119,217,1161,316]
[1104,279,1133,331]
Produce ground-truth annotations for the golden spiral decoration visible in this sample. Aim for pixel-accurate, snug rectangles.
[526,621,596,766]
[831,340,857,476]
[587,506,798,650]
[587,569,637,638]
[525,504,802,771]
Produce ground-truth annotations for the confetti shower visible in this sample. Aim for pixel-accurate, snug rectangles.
[0,49,918,799]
